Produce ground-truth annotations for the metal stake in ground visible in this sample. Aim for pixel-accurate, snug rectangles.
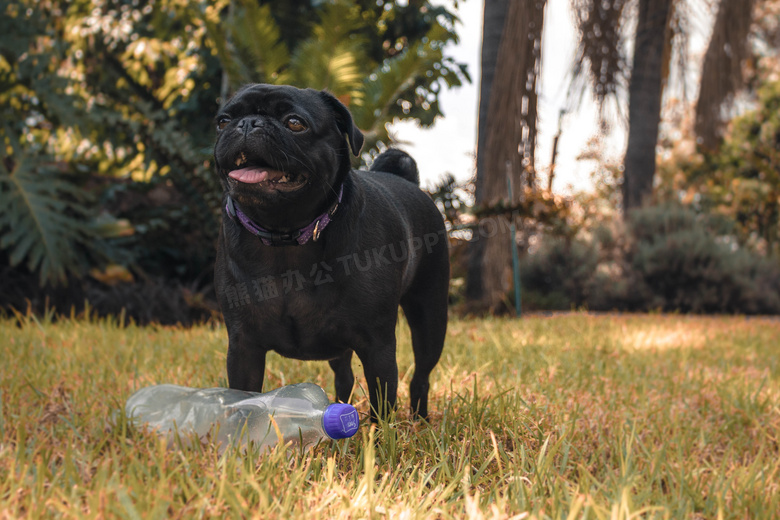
[506,161,522,317]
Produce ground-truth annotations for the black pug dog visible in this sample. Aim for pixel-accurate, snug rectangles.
[213,84,449,419]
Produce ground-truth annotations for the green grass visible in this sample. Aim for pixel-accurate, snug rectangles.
[1,311,779,519]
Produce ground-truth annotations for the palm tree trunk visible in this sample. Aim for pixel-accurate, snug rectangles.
[622,0,672,212]
[466,0,546,314]
[466,0,509,310]
[695,0,755,150]
[474,0,509,195]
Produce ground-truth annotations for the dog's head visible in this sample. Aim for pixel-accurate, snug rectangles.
[214,84,363,229]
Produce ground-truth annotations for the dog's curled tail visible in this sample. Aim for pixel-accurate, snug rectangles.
[369,149,420,185]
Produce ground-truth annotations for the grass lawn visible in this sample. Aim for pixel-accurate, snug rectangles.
[1,311,779,519]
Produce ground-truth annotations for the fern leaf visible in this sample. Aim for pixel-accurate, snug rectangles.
[230,0,290,84]
[354,34,442,136]
[199,13,248,88]
[0,152,94,285]
[284,2,369,100]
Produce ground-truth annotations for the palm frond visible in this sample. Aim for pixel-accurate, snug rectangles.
[570,0,631,112]
[311,1,368,50]
[695,0,756,150]
[664,0,691,100]
[284,2,369,100]
[353,25,450,148]
[198,0,290,90]
[199,9,247,90]
[230,0,290,85]
[0,151,94,286]
[284,40,366,99]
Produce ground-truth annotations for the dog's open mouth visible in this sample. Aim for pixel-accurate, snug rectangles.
[227,154,307,190]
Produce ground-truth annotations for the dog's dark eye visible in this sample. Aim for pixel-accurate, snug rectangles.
[285,117,307,133]
[216,116,231,130]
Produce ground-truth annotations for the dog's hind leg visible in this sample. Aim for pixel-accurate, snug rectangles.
[401,263,449,419]
[328,350,355,404]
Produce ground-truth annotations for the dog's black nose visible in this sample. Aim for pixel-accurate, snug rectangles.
[236,116,264,136]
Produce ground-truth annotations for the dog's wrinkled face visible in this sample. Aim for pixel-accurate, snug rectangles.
[214,84,363,224]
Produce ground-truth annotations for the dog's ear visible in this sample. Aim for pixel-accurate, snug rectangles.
[319,91,364,156]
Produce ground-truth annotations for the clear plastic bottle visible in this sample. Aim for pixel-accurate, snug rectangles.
[125,382,359,452]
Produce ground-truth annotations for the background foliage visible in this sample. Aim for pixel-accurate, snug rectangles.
[0,0,468,322]
[4,0,780,319]
[461,1,780,316]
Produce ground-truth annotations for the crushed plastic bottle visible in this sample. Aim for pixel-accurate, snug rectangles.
[125,382,359,452]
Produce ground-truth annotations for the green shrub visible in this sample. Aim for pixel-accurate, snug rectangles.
[625,205,780,313]
[519,205,780,314]
[520,237,599,310]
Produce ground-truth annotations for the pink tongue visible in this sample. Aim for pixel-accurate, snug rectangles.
[228,167,269,184]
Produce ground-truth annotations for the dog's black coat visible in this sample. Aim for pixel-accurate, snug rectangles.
[213,84,449,418]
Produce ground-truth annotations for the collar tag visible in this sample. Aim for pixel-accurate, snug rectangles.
[312,220,322,242]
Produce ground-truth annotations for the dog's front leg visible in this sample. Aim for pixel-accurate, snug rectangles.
[226,335,267,393]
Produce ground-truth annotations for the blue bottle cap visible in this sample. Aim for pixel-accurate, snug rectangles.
[322,403,360,439]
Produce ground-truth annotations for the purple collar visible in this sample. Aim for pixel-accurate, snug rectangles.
[225,186,343,246]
